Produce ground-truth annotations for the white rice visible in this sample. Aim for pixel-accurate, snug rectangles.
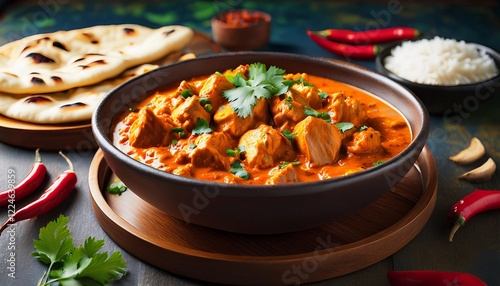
[383,36,499,85]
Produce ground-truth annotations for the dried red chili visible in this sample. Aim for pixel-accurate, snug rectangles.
[306,30,380,60]
[448,189,500,242]
[0,149,46,207]
[315,27,420,45]
[0,151,77,234]
[387,270,487,286]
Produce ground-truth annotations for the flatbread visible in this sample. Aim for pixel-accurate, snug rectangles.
[0,24,193,94]
[0,64,158,124]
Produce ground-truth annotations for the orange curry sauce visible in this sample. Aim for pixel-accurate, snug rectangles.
[113,72,411,185]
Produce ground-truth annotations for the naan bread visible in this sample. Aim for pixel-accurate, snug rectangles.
[0,24,193,94]
[0,64,158,124]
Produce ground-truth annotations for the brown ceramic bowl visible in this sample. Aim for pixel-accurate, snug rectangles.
[376,42,500,115]
[211,9,271,51]
[92,52,429,235]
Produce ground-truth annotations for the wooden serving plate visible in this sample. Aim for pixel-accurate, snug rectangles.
[88,147,437,285]
[0,31,219,151]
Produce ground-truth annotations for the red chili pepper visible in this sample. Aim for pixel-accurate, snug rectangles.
[447,189,500,242]
[0,149,46,207]
[0,151,77,235]
[306,30,380,60]
[387,270,487,286]
[315,27,420,45]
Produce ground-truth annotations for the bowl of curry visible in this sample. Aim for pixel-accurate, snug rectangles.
[92,52,429,234]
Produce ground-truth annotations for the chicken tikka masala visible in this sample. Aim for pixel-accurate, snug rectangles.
[113,62,411,185]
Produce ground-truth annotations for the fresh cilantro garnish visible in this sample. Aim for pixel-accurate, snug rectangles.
[304,106,331,123]
[283,77,314,87]
[335,122,355,134]
[372,160,385,167]
[172,127,184,133]
[225,146,246,157]
[279,161,301,169]
[229,161,250,180]
[359,125,368,132]
[285,96,294,109]
[223,63,289,118]
[106,180,127,196]
[32,215,127,286]
[319,91,329,99]
[199,98,213,113]
[192,118,212,135]
[282,130,297,143]
[181,89,192,98]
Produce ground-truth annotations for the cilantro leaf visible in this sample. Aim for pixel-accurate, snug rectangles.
[32,215,127,286]
[372,160,385,167]
[319,91,329,99]
[106,180,127,196]
[33,215,73,266]
[279,161,301,169]
[304,106,332,123]
[335,122,355,134]
[192,118,212,135]
[282,130,297,143]
[229,161,250,180]
[358,125,368,132]
[223,63,288,118]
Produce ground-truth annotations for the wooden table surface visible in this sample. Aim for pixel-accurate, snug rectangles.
[1,1,499,285]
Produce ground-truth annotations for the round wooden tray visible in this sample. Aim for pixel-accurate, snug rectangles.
[88,147,438,285]
[0,31,219,151]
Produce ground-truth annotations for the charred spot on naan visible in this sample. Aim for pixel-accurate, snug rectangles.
[52,41,68,51]
[78,59,107,70]
[60,102,87,109]
[30,77,45,85]
[51,76,63,83]
[123,27,137,35]
[164,29,176,36]
[82,32,99,44]
[25,52,55,64]
[24,96,52,104]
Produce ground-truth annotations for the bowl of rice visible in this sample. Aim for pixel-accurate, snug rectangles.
[376,36,500,115]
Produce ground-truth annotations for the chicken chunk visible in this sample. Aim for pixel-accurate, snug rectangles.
[189,132,234,170]
[239,125,296,169]
[199,73,234,111]
[347,127,382,154]
[148,92,184,116]
[293,116,342,167]
[174,80,200,98]
[213,99,270,138]
[292,84,322,109]
[171,95,211,131]
[271,88,309,131]
[266,164,299,184]
[129,108,174,148]
[327,92,367,127]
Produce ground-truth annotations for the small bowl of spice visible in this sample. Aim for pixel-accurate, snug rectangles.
[211,9,271,51]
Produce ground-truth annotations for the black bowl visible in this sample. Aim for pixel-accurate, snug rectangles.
[92,52,429,234]
[376,42,500,115]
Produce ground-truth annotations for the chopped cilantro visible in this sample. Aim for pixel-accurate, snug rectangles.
[284,77,314,87]
[172,127,184,133]
[282,130,297,143]
[226,146,245,157]
[372,160,385,167]
[335,122,355,134]
[285,96,294,109]
[223,62,289,118]
[106,180,128,195]
[279,161,301,169]
[199,97,211,106]
[319,91,329,99]
[215,71,223,76]
[229,161,250,180]
[204,104,213,112]
[32,215,127,286]
[180,89,192,98]
[304,106,331,123]
[192,118,212,135]
[358,125,368,132]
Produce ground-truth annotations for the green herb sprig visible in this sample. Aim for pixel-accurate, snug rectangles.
[33,215,127,286]
[223,63,289,118]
